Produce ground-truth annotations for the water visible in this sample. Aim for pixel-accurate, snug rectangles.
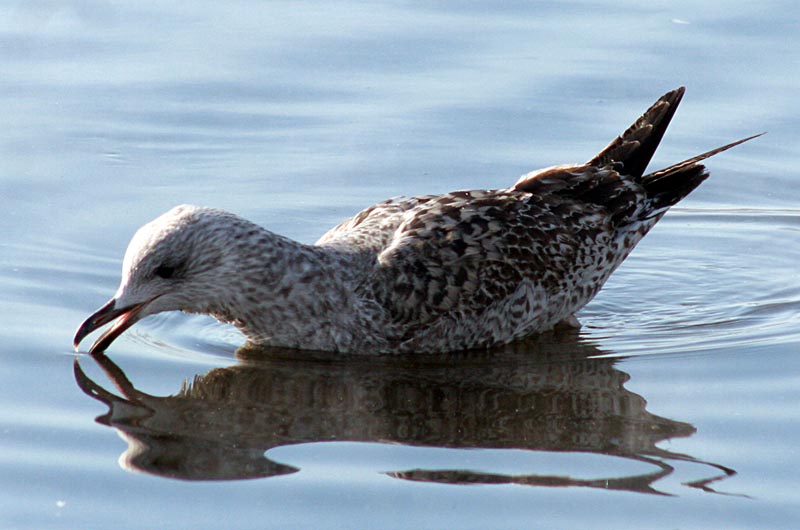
[2,1,799,528]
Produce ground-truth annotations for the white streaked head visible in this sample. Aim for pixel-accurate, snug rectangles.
[74,205,255,353]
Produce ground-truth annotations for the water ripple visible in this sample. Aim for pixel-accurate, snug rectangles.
[581,208,800,356]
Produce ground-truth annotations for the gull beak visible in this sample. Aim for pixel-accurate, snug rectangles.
[73,298,146,354]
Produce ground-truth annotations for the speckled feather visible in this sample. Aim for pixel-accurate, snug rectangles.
[74,87,760,354]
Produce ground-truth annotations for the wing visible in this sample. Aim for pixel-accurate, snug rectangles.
[366,187,619,346]
[315,195,436,254]
[355,87,760,351]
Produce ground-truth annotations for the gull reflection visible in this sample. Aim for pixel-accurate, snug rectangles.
[73,337,737,495]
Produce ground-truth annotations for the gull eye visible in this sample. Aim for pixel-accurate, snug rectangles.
[154,264,176,279]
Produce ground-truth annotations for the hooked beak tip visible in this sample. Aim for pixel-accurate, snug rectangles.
[73,298,146,354]
[73,298,115,352]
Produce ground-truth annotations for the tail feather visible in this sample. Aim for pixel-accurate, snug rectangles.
[588,87,685,178]
[643,164,709,213]
[519,88,762,223]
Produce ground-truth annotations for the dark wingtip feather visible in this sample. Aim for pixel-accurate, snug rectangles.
[643,133,765,181]
[588,87,686,178]
[642,133,763,212]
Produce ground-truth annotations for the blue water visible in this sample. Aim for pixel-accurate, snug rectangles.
[2,1,799,528]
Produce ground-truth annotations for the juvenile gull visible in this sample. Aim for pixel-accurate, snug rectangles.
[74,87,759,354]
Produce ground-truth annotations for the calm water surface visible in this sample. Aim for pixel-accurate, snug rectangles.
[2,1,799,529]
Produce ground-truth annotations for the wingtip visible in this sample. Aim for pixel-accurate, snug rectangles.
[695,132,765,160]
[654,86,686,110]
[664,86,686,100]
[587,87,689,177]
[642,131,764,182]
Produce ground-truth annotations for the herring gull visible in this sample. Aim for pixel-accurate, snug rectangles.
[74,87,760,354]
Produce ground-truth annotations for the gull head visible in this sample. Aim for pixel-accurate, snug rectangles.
[74,205,246,354]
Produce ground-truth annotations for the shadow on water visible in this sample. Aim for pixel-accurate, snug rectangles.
[73,335,738,496]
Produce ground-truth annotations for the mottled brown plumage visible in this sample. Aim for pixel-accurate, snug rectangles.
[74,88,759,354]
